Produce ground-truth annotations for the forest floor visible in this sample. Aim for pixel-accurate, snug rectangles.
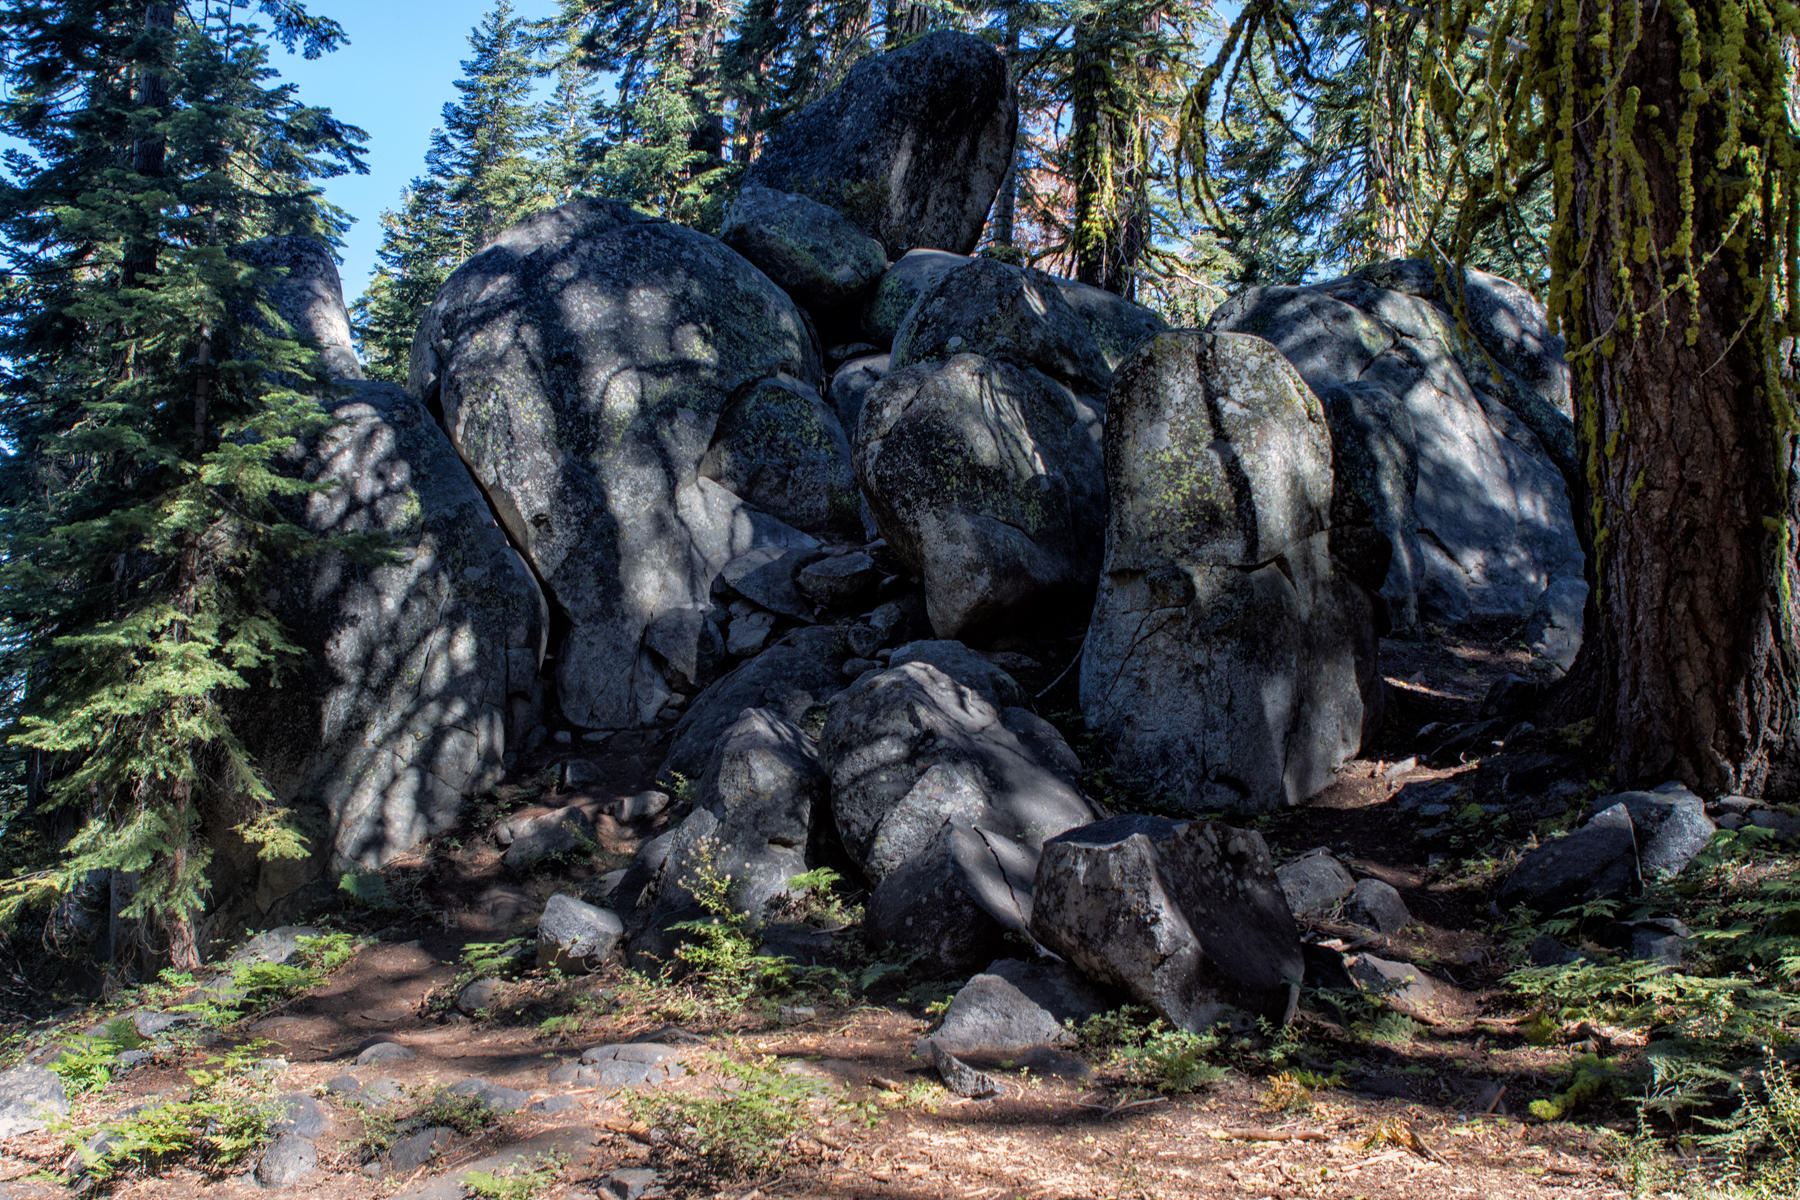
[0,627,1774,1200]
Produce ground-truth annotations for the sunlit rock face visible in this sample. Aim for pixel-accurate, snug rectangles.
[409,198,857,731]
[1080,331,1383,814]
[255,380,548,877]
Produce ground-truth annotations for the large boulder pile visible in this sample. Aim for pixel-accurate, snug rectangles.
[1208,261,1583,643]
[1081,331,1383,813]
[410,198,845,731]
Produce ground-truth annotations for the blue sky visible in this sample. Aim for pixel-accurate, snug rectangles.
[275,0,560,306]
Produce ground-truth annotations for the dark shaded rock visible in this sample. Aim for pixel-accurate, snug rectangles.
[742,32,1015,258]
[410,198,822,732]
[1080,331,1382,813]
[1344,878,1411,933]
[390,1126,455,1173]
[600,1166,661,1200]
[720,186,888,312]
[1301,942,1358,990]
[823,659,1096,882]
[537,894,624,972]
[1275,853,1355,917]
[251,382,547,878]
[796,552,883,610]
[828,353,891,437]
[701,375,861,537]
[1208,262,1581,633]
[661,627,851,781]
[867,818,1040,974]
[855,354,1105,640]
[273,1094,328,1139]
[887,639,1026,707]
[1641,803,1716,880]
[631,708,826,948]
[863,250,970,346]
[932,959,1108,1058]
[1349,954,1438,1011]
[1030,815,1303,1030]
[1527,935,1585,967]
[1499,803,1639,913]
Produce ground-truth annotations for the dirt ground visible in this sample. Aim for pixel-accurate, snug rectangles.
[0,628,1670,1200]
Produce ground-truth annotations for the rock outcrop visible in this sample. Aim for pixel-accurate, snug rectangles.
[409,198,837,731]
[254,380,547,874]
[1208,261,1582,634]
[236,234,364,381]
[741,31,1016,257]
[1081,331,1381,813]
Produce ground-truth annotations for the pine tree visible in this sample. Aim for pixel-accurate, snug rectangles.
[354,0,551,380]
[0,0,365,968]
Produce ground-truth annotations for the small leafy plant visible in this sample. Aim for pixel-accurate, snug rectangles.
[1074,1007,1227,1093]
[52,1018,146,1096]
[65,1053,275,1184]
[462,1152,566,1200]
[627,1055,849,1186]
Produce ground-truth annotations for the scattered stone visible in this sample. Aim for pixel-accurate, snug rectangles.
[272,1094,328,1139]
[228,925,321,967]
[925,1040,1000,1099]
[613,790,671,822]
[778,1005,817,1025]
[796,551,883,610]
[1030,815,1304,1031]
[501,806,597,872]
[128,1009,195,1039]
[1276,852,1356,918]
[456,976,505,1017]
[255,1133,318,1188]
[324,1073,362,1097]
[599,1166,661,1200]
[553,1042,684,1089]
[1081,331,1382,813]
[0,1065,70,1137]
[389,1126,456,1173]
[355,1042,415,1066]
[528,1096,578,1114]
[1349,954,1439,1012]
[726,610,778,658]
[932,959,1108,1059]
[446,1077,528,1116]
[1344,878,1412,934]
[1499,802,1640,913]
[537,895,624,972]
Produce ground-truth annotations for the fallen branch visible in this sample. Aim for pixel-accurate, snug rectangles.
[1207,1127,1331,1143]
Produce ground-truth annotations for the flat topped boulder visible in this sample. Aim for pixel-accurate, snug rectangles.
[1080,331,1381,813]
[409,197,828,731]
[742,31,1016,258]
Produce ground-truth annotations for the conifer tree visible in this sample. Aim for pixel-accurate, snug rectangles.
[0,0,364,967]
[354,0,551,380]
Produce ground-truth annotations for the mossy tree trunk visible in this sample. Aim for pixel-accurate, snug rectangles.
[1560,1,1797,796]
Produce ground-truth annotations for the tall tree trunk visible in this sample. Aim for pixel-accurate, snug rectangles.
[884,0,931,46]
[1562,2,1797,795]
[989,1,1023,253]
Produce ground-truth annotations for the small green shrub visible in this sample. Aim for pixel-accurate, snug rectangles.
[627,1055,846,1186]
[222,931,360,1019]
[417,1089,498,1136]
[66,1056,274,1184]
[344,1102,397,1164]
[52,1018,146,1097]
[1074,1007,1227,1093]
[462,1152,565,1200]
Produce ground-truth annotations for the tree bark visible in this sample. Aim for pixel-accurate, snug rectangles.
[1561,2,1797,796]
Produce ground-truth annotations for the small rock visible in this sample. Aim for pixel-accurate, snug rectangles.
[560,759,604,790]
[502,806,598,871]
[324,1073,362,1096]
[727,610,778,658]
[228,925,322,967]
[528,1095,578,1114]
[925,1040,999,1098]
[1748,808,1800,841]
[1641,803,1716,879]
[1382,757,1418,781]
[614,790,671,822]
[256,1133,317,1188]
[1343,878,1411,934]
[796,551,882,609]
[1276,851,1356,917]
[1499,802,1640,913]
[778,1005,816,1025]
[355,1041,415,1066]
[0,1065,71,1137]
[446,1077,528,1115]
[129,1009,195,1039]
[272,1094,328,1139]
[456,976,505,1017]
[390,1126,456,1173]
[932,958,1106,1059]
[1349,954,1439,1011]
[600,1167,660,1200]
[537,894,624,973]
[841,656,881,679]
